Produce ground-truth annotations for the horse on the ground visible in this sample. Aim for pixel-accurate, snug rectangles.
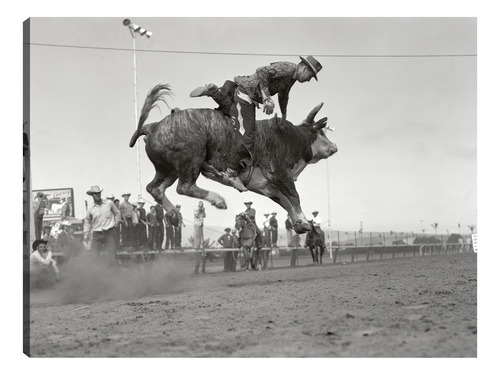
[235,213,259,271]
[305,221,326,264]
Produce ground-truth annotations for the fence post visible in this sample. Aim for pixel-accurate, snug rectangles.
[352,231,357,263]
[367,232,372,261]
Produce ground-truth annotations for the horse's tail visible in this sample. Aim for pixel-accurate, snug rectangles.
[129,84,172,147]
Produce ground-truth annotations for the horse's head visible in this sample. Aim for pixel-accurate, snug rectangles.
[235,213,246,231]
[308,220,318,234]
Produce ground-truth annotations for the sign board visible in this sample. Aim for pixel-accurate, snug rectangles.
[471,234,477,253]
[32,188,75,220]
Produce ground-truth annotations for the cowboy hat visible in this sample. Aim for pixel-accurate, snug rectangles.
[264,213,269,216]
[299,55,322,81]
[224,227,231,232]
[32,239,48,251]
[244,201,253,205]
[175,204,181,208]
[122,192,131,197]
[86,185,103,195]
[271,212,277,215]
[35,192,46,197]
[312,210,319,214]
[106,193,115,199]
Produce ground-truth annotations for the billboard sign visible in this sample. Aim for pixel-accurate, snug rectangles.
[32,187,75,219]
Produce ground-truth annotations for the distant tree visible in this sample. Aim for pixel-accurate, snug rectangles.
[431,222,438,234]
[413,236,441,245]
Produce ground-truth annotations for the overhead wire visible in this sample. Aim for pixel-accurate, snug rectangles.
[26,42,476,58]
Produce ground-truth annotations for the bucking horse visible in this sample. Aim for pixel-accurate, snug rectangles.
[129,84,337,234]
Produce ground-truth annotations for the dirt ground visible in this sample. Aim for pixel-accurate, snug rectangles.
[26,252,476,357]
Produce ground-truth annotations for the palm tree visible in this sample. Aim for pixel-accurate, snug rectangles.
[431,222,438,234]
[468,225,476,234]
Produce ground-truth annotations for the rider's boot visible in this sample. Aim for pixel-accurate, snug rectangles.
[190,83,218,97]
[221,167,248,192]
[190,82,234,117]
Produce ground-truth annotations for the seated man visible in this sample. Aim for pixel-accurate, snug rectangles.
[30,239,60,288]
[190,55,322,191]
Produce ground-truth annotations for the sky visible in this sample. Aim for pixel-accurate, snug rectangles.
[24,16,477,236]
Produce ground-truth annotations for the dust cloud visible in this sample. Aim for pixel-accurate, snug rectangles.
[53,253,195,305]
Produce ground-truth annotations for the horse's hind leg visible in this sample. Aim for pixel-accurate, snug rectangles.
[176,164,227,209]
[146,169,178,212]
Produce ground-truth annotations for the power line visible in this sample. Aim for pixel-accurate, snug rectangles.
[26,42,476,58]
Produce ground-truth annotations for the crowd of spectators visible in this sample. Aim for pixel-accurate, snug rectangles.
[30,184,325,282]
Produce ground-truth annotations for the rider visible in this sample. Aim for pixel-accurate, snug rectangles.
[311,210,326,248]
[242,201,263,252]
[190,56,322,191]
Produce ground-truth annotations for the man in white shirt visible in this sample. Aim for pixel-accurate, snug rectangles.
[311,210,325,246]
[83,185,121,266]
[30,239,60,287]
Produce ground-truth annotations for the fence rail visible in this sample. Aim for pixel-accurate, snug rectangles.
[51,242,474,275]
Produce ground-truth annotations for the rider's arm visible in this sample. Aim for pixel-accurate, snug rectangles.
[256,65,277,101]
[277,88,291,122]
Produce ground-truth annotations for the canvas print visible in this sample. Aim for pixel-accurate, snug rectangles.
[23,17,477,358]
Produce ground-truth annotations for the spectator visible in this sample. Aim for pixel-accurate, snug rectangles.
[137,200,148,248]
[193,201,206,250]
[60,197,71,221]
[83,185,121,266]
[155,203,165,250]
[230,229,240,271]
[119,192,134,249]
[285,214,293,247]
[30,239,60,288]
[270,212,278,249]
[164,208,175,250]
[131,202,140,250]
[33,192,48,240]
[106,193,115,203]
[112,198,122,248]
[263,213,271,247]
[146,206,159,250]
[290,233,302,267]
[173,204,185,249]
[218,228,234,272]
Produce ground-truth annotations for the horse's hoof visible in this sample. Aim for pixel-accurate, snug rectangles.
[212,199,227,209]
[294,221,311,234]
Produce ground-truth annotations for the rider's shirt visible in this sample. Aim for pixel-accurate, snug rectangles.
[245,207,257,225]
[234,61,297,106]
[312,215,322,228]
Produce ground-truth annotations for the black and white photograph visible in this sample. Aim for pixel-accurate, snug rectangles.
[10,1,498,371]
